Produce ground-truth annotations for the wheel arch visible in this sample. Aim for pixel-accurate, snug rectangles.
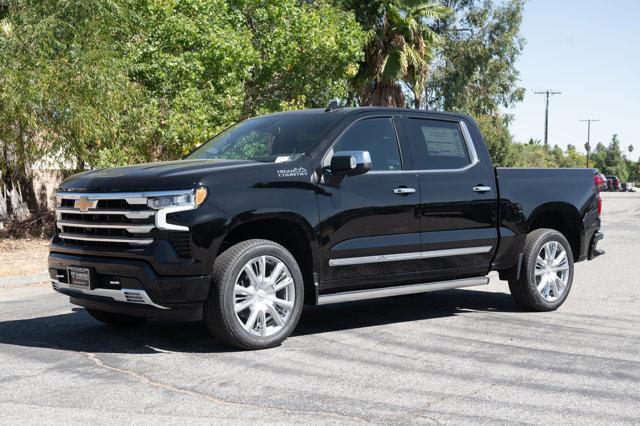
[217,213,319,305]
[526,203,583,261]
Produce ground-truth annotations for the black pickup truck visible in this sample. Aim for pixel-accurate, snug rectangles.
[49,107,604,349]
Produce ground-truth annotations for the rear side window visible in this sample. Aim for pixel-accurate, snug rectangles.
[331,117,402,170]
[405,119,470,170]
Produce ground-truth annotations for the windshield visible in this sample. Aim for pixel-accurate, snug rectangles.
[186,114,338,162]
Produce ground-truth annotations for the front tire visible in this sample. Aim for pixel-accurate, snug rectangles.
[86,308,148,326]
[509,228,574,311]
[203,239,304,350]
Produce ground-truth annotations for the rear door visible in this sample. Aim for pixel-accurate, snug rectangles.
[316,115,421,292]
[399,115,498,281]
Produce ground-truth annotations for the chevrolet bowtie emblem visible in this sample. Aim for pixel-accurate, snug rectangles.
[75,197,97,212]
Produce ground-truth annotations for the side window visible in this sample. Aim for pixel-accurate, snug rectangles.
[405,119,471,170]
[331,117,402,171]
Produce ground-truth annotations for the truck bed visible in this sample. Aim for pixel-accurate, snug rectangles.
[493,167,600,269]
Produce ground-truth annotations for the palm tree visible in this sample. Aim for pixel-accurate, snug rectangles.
[350,0,450,108]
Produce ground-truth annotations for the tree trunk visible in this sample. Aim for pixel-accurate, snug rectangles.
[11,123,41,216]
[362,81,405,107]
[15,168,40,214]
[0,162,39,219]
[0,141,12,217]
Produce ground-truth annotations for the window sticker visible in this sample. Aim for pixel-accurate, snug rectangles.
[421,127,466,158]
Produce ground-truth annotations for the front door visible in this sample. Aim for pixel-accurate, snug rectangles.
[399,116,498,282]
[316,116,421,292]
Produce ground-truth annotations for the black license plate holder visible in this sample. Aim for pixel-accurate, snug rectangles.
[68,267,91,289]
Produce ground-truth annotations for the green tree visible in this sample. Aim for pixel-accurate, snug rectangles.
[341,0,450,107]
[127,0,258,160]
[128,0,366,159]
[233,0,367,118]
[475,114,513,166]
[625,159,639,183]
[547,144,586,168]
[591,142,607,172]
[428,0,525,116]
[565,144,587,168]
[604,135,629,180]
[426,0,524,165]
[0,0,150,217]
[509,143,554,168]
[0,0,367,220]
[551,145,566,167]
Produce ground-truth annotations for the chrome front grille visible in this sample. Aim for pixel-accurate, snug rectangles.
[56,194,156,246]
[54,190,195,249]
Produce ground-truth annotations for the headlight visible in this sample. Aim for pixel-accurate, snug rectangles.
[147,187,208,210]
[150,187,207,232]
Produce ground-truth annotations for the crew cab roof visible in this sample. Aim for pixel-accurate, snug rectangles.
[260,107,472,121]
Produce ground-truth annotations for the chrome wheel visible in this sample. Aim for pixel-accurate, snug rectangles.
[534,241,570,302]
[233,255,295,337]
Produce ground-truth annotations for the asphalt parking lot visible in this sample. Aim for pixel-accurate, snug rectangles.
[0,192,638,424]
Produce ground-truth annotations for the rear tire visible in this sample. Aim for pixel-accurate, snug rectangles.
[203,239,304,350]
[509,228,574,311]
[86,308,148,326]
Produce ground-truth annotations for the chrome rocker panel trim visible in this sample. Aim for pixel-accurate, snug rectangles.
[329,246,493,267]
[51,279,169,309]
[317,276,489,305]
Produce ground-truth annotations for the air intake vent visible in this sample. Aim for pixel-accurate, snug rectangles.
[123,291,146,304]
[169,231,191,258]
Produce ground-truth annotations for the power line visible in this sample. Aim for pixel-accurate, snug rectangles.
[534,90,561,146]
[580,119,600,168]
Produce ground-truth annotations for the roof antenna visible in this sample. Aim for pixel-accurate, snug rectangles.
[325,100,339,112]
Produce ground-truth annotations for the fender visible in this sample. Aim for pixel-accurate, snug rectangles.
[526,202,583,233]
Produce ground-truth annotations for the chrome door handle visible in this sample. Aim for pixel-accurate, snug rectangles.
[393,187,416,195]
[473,186,492,192]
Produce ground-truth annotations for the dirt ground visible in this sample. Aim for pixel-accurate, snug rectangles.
[0,238,49,278]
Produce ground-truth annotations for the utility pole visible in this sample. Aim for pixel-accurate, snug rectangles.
[580,119,599,168]
[534,90,561,146]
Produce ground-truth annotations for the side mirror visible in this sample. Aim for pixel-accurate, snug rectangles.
[329,151,372,176]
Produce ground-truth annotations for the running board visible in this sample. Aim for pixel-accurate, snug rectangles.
[317,277,489,305]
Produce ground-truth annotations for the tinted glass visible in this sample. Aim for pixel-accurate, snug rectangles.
[406,119,470,170]
[332,118,402,170]
[187,114,338,162]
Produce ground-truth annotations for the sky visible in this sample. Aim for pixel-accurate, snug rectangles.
[506,0,640,161]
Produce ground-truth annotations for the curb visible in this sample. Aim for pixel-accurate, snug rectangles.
[0,271,49,288]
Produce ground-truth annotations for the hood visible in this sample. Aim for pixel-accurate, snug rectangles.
[58,159,259,192]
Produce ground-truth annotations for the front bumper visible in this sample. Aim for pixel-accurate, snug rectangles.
[48,252,211,320]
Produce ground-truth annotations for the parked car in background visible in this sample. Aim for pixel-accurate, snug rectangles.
[605,175,621,191]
